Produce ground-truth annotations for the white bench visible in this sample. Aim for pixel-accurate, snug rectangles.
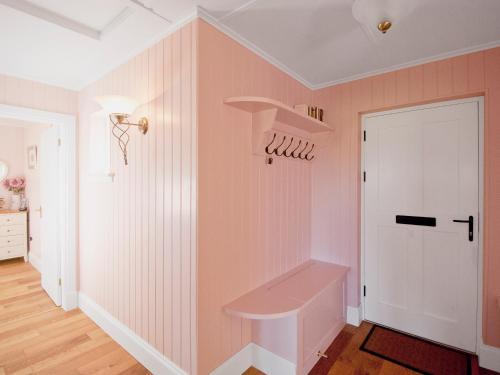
[224,260,349,374]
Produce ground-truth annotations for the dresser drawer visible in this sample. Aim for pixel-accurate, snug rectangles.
[0,246,25,260]
[0,235,26,248]
[0,213,25,226]
[0,225,26,236]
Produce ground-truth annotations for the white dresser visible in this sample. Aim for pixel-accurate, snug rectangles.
[0,210,28,262]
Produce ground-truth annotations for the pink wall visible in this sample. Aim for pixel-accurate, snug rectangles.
[24,126,45,261]
[312,48,500,348]
[3,15,493,373]
[78,22,197,373]
[0,73,77,115]
[197,20,313,374]
[0,74,76,254]
[0,126,25,198]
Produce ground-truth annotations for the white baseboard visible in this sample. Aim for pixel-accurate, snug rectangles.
[479,342,500,372]
[62,291,78,311]
[210,343,295,375]
[78,293,186,375]
[347,305,362,327]
[252,344,295,375]
[29,252,41,272]
[210,344,253,375]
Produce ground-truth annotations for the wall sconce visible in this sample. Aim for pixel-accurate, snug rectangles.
[95,95,149,165]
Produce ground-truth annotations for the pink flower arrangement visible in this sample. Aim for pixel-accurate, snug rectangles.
[2,176,26,194]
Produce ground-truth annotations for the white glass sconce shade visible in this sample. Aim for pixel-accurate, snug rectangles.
[95,95,139,116]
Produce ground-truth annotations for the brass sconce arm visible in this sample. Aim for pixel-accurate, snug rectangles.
[94,96,149,167]
[112,114,149,134]
[109,113,149,166]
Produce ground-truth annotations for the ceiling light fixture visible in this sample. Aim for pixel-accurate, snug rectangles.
[95,95,149,166]
[377,20,392,34]
[352,0,417,39]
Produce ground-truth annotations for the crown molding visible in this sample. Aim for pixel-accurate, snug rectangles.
[0,0,137,41]
[0,0,101,40]
[10,2,500,92]
[80,9,198,91]
[195,6,314,90]
[196,7,500,91]
[311,39,500,90]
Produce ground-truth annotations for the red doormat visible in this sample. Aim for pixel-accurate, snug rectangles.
[360,325,472,375]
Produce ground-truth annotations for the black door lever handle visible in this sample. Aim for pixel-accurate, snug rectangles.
[452,216,473,242]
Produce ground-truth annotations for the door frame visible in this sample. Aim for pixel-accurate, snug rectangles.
[0,103,77,311]
[360,96,484,353]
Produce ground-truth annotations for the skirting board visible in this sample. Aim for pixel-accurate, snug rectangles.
[479,343,500,372]
[78,293,186,375]
[62,291,79,311]
[347,305,362,327]
[29,252,41,272]
[210,343,295,375]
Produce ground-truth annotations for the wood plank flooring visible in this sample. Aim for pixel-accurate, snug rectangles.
[0,258,150,375]
[2,258,497,375]
[243,322,499,375]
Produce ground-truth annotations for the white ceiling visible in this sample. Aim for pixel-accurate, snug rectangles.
[0,0,499,90]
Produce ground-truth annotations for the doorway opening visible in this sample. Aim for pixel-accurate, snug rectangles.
[0,104,77,311]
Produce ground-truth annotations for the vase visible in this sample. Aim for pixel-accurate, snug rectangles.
[10,194,21,210]
[19,195,27,211]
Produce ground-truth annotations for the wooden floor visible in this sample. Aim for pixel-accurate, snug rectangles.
[2,258,497,375]
[243,322,419,375]
[0,258,150,375]
[243,322,499,375]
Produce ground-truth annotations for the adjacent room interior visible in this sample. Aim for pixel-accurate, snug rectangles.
[0,0,499,374]
[0,119,47,266]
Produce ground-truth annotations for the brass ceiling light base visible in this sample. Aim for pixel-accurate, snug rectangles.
[377,20,392,34]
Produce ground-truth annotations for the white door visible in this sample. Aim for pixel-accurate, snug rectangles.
[40,125,61,306]
[363,100,479,352]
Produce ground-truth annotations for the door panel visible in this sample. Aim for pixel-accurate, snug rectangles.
[422,231,460,322]
[364,101,479,352]
[377,123,422,212]
[378,226,408,310]
[40,125,61,306]
[423,120,459,212]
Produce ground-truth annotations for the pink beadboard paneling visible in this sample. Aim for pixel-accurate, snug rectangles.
[452,55,468,94]
[0,73,77,114]
[437,59,453,96]
[312,47,500,349]
[396,70,409,105]
[78,22,197,373]
[197,19,313,374]
[423,62,438,99]
[382,72,396,106]
[468,52,486,91]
